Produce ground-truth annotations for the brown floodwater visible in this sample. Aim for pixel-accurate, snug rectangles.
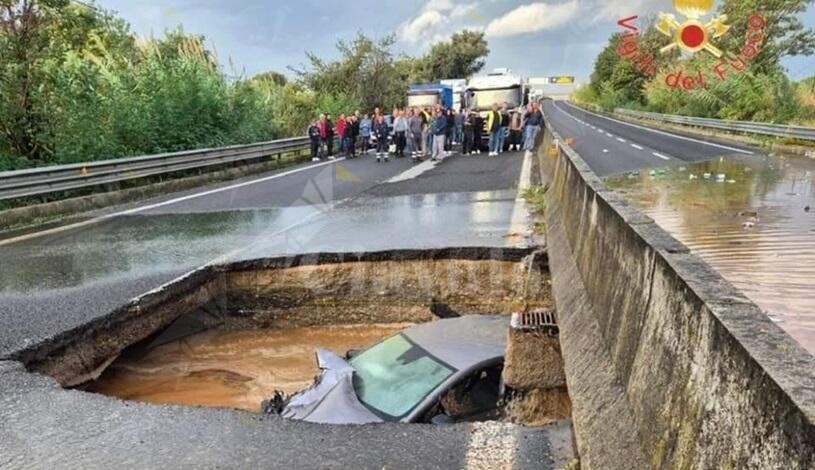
[606,155,815,355]
[89,324,410,412]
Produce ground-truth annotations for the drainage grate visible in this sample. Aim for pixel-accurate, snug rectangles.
[511,309,559,335]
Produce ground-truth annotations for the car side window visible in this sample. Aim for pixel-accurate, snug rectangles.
[437,363,503,422]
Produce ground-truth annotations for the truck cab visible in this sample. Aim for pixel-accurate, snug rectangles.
[407,84,454,110]
[464,69,529,150]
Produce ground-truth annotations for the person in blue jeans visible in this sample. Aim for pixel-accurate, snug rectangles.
[486,103,503,156]
[496,103,509,154]
[359,114,372,154]
[523,102,544,152]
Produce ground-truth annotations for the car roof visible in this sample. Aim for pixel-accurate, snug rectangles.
[401,315,509,371]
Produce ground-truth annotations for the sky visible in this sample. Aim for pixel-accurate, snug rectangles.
[95,0,815,84]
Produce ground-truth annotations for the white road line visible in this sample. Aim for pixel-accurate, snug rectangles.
[606,133,614,138]
[653,152,671,161]
[631,144,644,150]
[617,137,626,143]
[507,150,534,243]
[0,157,347,247]
[562,101,753,155]
[386,160,436,183]
[603,149,609,153]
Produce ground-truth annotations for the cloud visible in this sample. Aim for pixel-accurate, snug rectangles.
[398,0,479,45]
[590,0,665,22]
[484,1,580,38]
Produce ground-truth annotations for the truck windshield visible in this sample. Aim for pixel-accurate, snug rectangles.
[407,94,439,108]
[469,88,521,111]
[350,334,455,420]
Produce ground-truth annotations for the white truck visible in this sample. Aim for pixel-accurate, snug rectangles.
[464,69,529,148]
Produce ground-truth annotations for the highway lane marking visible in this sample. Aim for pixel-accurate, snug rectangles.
[617,137,627,143]
[562,101,754,155]
[653,152,671,161]
[606,133,614,138]
[507,150,534,245]
[386,160,436,183]
[603,149,609,153]
[0,157,347,247]
[631,144,644,150]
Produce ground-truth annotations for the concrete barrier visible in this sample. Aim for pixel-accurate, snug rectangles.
[538,120,815,469]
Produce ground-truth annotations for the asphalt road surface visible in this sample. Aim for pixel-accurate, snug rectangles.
[543,100,757,176]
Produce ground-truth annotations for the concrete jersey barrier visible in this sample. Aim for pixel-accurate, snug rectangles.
[537,117,815,469]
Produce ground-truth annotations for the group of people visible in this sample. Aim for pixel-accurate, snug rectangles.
[308,101,545,163]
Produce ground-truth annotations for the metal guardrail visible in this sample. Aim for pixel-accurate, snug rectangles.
[614,108,815,141]
[0,137,311,201]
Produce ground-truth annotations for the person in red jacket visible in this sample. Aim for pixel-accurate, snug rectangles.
[336,114,347,155]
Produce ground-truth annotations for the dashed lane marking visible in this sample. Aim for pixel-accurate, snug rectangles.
[653,152,671,161]
[562,101,754,155]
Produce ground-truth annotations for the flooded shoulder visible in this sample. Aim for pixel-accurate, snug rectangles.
[606,154,815,355]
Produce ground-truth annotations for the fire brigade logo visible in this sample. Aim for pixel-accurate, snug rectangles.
[655,0,731,57]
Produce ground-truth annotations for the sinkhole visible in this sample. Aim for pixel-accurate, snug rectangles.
[16,247,571,427]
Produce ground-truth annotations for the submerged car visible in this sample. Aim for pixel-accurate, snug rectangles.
[273,315,509,424]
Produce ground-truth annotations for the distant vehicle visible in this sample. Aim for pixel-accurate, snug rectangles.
[439,79,467,111]
[271,316,508,424]
[465,69,529,149]
[407,84,454,110]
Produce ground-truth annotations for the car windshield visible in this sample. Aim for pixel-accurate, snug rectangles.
[350,334,455,420]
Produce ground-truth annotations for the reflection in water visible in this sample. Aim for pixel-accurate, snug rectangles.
[606,155,815,355]
[0,208,316,293]
[89,324,410,412]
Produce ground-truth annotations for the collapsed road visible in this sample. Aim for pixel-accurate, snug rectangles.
[2,102,813,469]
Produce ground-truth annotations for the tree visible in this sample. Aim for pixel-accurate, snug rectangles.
[718,0,815,74]
[251,70,287,86]
[292,33,409,110]
[0,0,69,162]
[419,30,489,81]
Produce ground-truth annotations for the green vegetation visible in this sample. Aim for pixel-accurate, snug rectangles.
[523,185,549,235]
[0,1,489,171]
[575,0,815,125]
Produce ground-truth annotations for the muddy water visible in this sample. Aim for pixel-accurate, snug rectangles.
[90,324,409,412]
[606,155,815,355]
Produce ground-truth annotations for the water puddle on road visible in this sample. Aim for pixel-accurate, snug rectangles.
[606,154,815,355]
[88,324,409,412]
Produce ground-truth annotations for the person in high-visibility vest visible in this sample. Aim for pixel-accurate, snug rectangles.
[486,103,502,157]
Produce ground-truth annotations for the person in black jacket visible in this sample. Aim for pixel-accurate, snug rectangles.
[472,113,484,154]
[344,115,357,158]
[462,111,475,155]
[308,120,322,161]
[444,108,455,153]
[325,115,335,158]
[373,115,390,162]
